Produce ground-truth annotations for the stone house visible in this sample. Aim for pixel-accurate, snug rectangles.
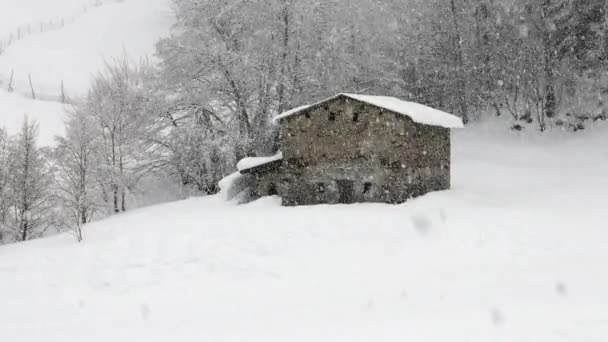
[237,93,463,206]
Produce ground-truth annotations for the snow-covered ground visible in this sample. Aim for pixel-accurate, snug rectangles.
[1,126,607,342]
[0,0,91,38]
[0,0,173,145]
[0,0,173,99]
[0,90,68,146]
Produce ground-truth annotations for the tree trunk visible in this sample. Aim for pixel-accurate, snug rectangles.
[21,220,27,241]
[111,132,119,213]
[20,123,31,241]
[119,152,126,212]
[113,186,119,213]
[121,189,126,212]
[81,206,87,225]
[221,66,252,139]
[450,0,469,124]
[543,41,558,119]
[541,0,558,119]
[80,157,87,224]
[277,1,290,114]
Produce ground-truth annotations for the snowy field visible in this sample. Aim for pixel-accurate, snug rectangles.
[1,125,607,342]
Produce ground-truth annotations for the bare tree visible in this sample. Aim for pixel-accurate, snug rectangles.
[5,117,54,241]
[54,108,99,241]
[86,58,156,214]
[0,128,10,242]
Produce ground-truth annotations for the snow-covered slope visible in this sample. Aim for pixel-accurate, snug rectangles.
[0,0,91,38]
[1,128,607,341]
[0,90,68,146]
[0,0,173,99]
[0,0,173,146]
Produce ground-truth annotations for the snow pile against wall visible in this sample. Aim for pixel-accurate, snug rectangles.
[218,172,257,203]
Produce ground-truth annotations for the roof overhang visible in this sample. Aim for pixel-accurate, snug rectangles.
[237,152,283,175]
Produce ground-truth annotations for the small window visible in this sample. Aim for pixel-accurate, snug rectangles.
[317,183,326,193]
[352,112,359,122]
[363,182,372,194]
[328,112,336,121]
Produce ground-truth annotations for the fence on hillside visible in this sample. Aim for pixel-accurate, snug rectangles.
[0,0,122,103]
[0,1,114,55]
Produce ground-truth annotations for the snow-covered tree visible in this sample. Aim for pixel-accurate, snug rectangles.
[86,58,157,214]
[54,108,100,241]
[5,117,55,242]
[0,128,10,242]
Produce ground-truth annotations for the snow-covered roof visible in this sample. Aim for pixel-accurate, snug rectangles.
[237,151,283,173]
[275,104,312,119]
[274,93,464,129]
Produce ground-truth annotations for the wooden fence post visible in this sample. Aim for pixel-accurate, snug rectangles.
[28,73,36,99]
[61,80,66,103]
[8,69,14,92]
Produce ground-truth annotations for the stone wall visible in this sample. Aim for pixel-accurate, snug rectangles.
[260,95,451,205]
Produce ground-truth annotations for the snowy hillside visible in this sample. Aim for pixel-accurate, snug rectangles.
[0,0,173,99]
[0,0,173,145]
[0,0,91,38]
[1,128,607,342]
[0,91,68,146]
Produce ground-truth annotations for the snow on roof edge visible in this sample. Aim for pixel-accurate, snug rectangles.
[273,104,314,122]
[236,151,284,172]
[273,93,464,129]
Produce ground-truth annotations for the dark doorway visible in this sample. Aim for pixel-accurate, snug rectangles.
[363,182,372,194]
[336,180,355,204]
[267,183,277,196]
